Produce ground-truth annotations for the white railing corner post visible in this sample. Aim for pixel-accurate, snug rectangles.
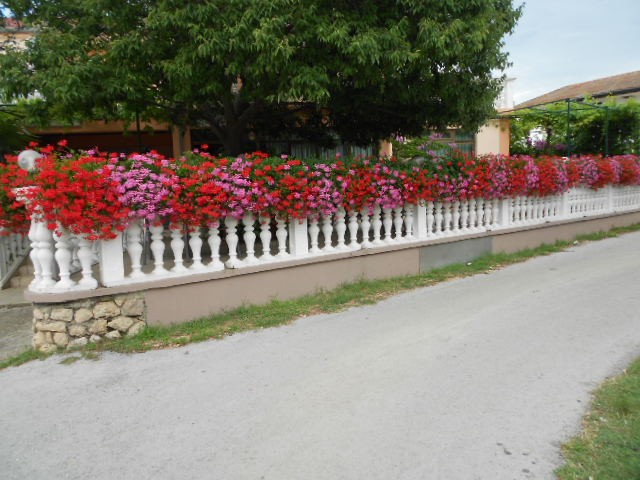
[606,185,614,213]
[560,190,571,219]
[499,198,512,228]
[99,232,125,286]
[288,218,309,257]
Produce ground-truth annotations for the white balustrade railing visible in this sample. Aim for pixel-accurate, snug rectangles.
[23,186,640,293]
[0,231,30,289]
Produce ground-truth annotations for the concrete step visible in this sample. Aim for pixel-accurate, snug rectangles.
[9,276,31,288]
[18,264,34,276]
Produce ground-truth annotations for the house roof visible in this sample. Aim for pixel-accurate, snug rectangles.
[514,70,640,110]
[0,17,35,32]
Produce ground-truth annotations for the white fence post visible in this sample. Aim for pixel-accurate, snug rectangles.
[560,190,571,219]
[498,198,511,228]
[99,232,126,286]
[288,218,309,257]
[606,185,614,213]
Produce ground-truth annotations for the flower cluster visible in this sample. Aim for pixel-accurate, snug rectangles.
[27,152,130,240]
[2,145,640,239]
[0,156,32,235]
[110,151,177,222]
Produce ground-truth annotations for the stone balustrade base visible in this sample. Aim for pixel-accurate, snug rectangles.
[32,293,146,353]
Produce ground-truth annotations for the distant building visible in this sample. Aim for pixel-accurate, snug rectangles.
[0,17,34,49]
[514,70,640,109]
[472,77,515,156]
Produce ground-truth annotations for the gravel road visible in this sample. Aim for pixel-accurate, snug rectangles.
[1,232,640,480]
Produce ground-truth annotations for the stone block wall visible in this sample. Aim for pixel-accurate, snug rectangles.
[32,293,146,353]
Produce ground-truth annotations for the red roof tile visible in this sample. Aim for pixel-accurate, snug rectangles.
[515,70,640,109]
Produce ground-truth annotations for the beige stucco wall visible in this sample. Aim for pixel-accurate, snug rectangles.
[475,119,509,155]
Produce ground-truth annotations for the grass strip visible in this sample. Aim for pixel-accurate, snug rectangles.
[2,223,640,370]
[556,355,640,479]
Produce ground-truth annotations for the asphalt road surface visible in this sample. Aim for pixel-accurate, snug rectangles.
[2,232,640,480]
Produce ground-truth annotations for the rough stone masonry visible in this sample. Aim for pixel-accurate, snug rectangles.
[32,293,146,352]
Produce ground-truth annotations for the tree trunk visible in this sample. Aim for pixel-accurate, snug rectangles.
[221,126,247,156]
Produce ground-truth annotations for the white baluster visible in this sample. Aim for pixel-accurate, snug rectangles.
[16,233,26,255]
[360,208,372,248]
[382,208,393,243]
[170,227,188,273]
[242,213,259,265]
[391,207,403,241]
[224,217,242,267]
[8,233,17,259]
[513,197,522,224]
[53,228,75,290]
[460,200,469,232]
[149,223,169,276]
[76,236,98,289]
[189,229,205,270]
[275,216,289,258]
[126,220,144,278]
[405,203,419,240]
[371,205,384,245]
[258,216,274,261]
[347,210,361,250]
[335,208,348,250]
[70,237,81,272]
[27,218,42,289]
[308,217,321,254]
[485,199,493,230]
[536,198,544,219]
[492,199,500,227]
[550,196,559,218]
[476,199,485,230]
[443,202,452,235]
[468,199,477,232]
[36,222,56,289]
[527,197,535,222]
[537,196,544,219]
[321,214,335,252]
[207,222,225,271]
[529,197,539,224]
[434,202,443,236]
[426,201,435,237]
[451,201,461,235]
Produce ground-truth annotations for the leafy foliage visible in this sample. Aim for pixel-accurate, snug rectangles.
[0,106,33,160]
[0,0,521,154]
[509,99,640,157]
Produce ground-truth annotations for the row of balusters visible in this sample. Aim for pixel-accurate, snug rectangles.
[24,187,640,292]
[569,188,609,216]
[612,186,640,210]
[0,232,30,286]
[27,199,501,291]
[508,195,563,225]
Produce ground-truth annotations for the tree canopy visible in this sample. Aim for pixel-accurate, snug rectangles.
[0,0,521,155]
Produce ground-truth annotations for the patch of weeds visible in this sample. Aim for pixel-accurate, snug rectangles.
[82,351,100,361]
[0,348,50,370]
[59,356,81,365]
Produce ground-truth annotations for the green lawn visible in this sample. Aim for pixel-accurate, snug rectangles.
[556,355,640,479]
